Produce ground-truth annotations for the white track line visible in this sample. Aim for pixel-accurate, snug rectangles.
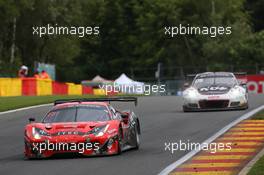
[0,103,52,115]
[158,105,264,175]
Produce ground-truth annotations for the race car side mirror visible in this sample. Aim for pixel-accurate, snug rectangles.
[121,114,129,124]
[29,118,35,123]
[121,113,129,119]
[240,82,247,89]
[240,82,247,86]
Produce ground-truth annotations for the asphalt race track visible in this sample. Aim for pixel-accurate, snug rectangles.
[1,95,264,175]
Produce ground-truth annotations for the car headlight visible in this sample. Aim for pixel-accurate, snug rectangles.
[230,87,244,96]
[87,124,109,137]
[183,88,198,98]
[32,127,49,139]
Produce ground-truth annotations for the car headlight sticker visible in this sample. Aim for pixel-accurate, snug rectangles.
[88,124,110,137]
[32,127,50,139]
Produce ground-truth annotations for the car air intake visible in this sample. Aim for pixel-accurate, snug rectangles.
[230,101,240,107]
[199,100,229,109]
[188,103,199,108]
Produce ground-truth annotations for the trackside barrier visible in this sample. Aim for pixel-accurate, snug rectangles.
[52,81,68,95]
[22,78,52,96]
[67,83,82,95]
[247,75,264,93]
[93,88,106,95]
[0,78,118,97]
[82,86,93,95]
[22,78,37,95]
[0,78,22,96]
[37,79,52,95]
[106,90,119,96]
[21,78,93,96]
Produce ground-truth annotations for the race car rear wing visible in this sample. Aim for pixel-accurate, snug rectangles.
[54,97,138,106]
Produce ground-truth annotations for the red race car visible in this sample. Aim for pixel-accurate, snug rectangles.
[24,97,140,159]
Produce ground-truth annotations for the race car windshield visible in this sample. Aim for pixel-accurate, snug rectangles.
[193,76,237,88]
[43,105,110,123]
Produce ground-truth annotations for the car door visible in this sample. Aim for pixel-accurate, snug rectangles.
[119,112,131,144]
[109,106,130,144]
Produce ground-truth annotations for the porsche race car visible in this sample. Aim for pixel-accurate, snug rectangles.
[24,97,140,159]
[182,72,248,112]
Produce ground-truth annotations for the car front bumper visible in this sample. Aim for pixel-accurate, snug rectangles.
[182,93,248,111]
[24,135,119,158]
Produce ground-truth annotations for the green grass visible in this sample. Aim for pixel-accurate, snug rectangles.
[0,95,104,112]
[248,155,264,175]
[247,110,264,175]
[251,110,264,120]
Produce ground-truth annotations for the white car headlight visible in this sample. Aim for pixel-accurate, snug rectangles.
[230,87,244,96]
[183,88,198,98]
[32,127,41,139]
[32,127,50,139]
[88,124,109,137]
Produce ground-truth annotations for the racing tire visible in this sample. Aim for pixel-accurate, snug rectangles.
[134,124,140,150]
[23,154,30,160]
[243,103,249,110]
[117,128,123,155]
[183,106,192,112]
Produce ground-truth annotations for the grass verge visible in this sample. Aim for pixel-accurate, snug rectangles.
[0,95,104,112]
[247,109,264,175]
[251,110,264,120]
[248,155,264,175]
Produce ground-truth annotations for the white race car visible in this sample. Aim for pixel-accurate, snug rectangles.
[182,72,248,112]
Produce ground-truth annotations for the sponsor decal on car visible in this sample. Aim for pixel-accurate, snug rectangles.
[199,86,228,92]
[207,95,220,100]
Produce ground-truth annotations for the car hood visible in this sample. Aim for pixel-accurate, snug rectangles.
[32,121,110,135]
[197,84,232,95]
